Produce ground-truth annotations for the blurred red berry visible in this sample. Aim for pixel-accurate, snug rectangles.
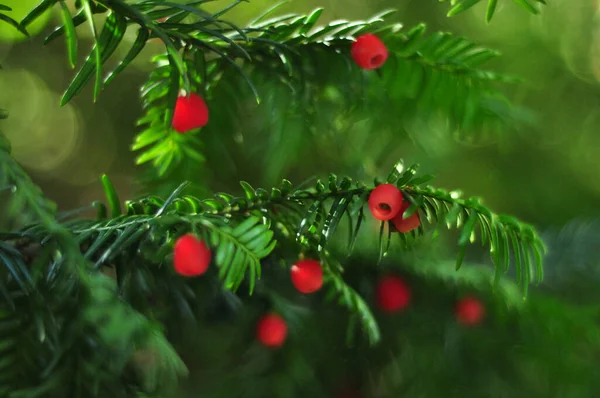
[257,313,288,348]
[291,259,324,294]
[376,275,411,312]
[456,296,485,326]
[173,234,211,276]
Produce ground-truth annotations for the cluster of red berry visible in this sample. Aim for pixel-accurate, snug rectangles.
[170,33,390,134]
[169,33,484,349]
[172,233,325,348]
[171,180,484,349]
[368,183,485,325]
[375,274,486,326]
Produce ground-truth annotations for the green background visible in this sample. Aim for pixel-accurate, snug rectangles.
[1,0,600,396]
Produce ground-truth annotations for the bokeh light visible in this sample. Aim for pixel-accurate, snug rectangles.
[0,69,81,172]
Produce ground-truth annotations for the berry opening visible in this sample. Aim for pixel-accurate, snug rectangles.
[370,54,384,67]
[378,203,392,215]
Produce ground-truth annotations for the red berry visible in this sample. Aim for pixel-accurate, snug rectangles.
[368,184,404,221]
[291,259,323,294]
[376,275,411,312]
[456,297,485,326]
[256,313,288,348]
[173,234,211,277]
[391,201,421,233]
[351,34,389,70]
[172,92,209,133]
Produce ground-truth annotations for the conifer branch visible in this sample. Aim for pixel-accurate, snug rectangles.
[131,8,526,178]
[13,1,531,181]
[0,124,185,395]
[17,2,527,180]
[8,162,545,350]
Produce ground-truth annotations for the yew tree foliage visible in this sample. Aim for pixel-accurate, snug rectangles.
[3,1,599,398]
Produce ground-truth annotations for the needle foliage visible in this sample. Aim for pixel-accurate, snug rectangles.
[2,1,598,398]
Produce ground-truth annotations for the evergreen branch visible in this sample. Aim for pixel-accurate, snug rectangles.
[88,162,545,296]
[205,214,277,293]
[8,162,543,346]
[133,9,527,178]
[391,163,545,295]
[0,127,184,394]
[21,0,523,134]
[444,0,547,22]
[20,0,256,105]
[15,1,529,181]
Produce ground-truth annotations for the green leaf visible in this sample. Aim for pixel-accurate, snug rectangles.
[458,210,478,246]
[44,10,86,44]
[409,174,435,186]
[249,1,291,26]
[105,27,149,85]
[210,216,275,294]
[156,182,190,216]
[321,197,351,245]
[377,221,386,264]
[297,8,323,35]
[486,0,499,22]
[100,174,122,218]
[60,12,127,105]
[400,23,426,54]
[396,164,419,186]
[212,0,245,18]
[512,0,540,14]
[402,201,420,219]
[20,0,56,28]
[109,0,189,92]
[233,216,259,236]
[447,0,483,17]
[81,0,102,101]
[348,206,364,254]
[532,241,545,284]
[191,38,260,103]
[0,13,28,36]
[240,181,256,201]
[453,241,466,270]
[280,179,293,196]
[386,160,404,183]
[165,55,181,127]
[326,273,380,345]
[58,1,77,68]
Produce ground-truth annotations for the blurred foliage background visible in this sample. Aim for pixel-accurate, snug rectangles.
[1,0,600,227]
[1,0,600,396]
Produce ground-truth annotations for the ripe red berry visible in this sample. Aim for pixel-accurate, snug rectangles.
[256,313,288,348]
[456,296,485,326]
[391,201,421,233]
[368,184,404,221]
[173,234,211,277]
[351,34,389,70]
[291,259,324,294]
[172,92,209,133]
[376,275,411,313]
